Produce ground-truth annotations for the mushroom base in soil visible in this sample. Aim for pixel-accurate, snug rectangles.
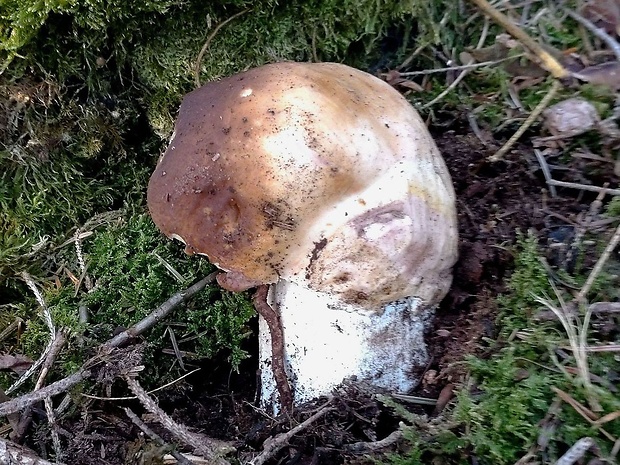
[146,61,458,413]
[260,282,433,409]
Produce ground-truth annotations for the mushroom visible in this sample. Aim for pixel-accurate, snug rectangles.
[147,62,458,411]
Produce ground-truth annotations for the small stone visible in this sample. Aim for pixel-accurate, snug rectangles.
[543,98,599,138]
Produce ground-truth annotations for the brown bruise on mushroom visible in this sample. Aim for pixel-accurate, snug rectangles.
[147,62,457,302]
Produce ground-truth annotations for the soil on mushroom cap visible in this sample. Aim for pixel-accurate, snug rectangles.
[57,127,586,465]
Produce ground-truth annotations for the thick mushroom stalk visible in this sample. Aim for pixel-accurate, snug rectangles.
[147,62,458,411]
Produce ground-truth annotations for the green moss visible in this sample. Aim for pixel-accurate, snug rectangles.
[12,212,255,388]
[384,234,620,465]
[83,213,255,368]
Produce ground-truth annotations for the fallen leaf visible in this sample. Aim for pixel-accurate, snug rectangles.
[433,383,454,414]
[383,69,424,92]
[581,0,620,36]
[0,354,33,375]
[574,61,620,89]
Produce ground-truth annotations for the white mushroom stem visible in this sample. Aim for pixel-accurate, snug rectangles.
[259,281,432,411]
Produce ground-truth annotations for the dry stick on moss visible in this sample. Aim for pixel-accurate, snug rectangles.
[193,9,250,88]
[39,334,68,460]
[0,274,217,418]
[0,370,90,418]
[125,376,233,464]
[124,407,194,465]
[253,285,293,413]
[105,272,217,349]
[556,437,597,465]
[8,274,58,395]
[249,399,334,465]
[14,331,67,450]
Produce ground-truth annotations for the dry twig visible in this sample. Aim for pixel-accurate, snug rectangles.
[9,273,57,394]
[0,369,90,417]
[489,79,562,162]
[545,179,620,196]
[564,8,620,61]
[555,437,596,465]
[105,273,217,349]
[422,16,489,109]
[468,0,569,78]
[1,274,217,418]
[125,407,194,465]
[0,438,65,465]
[343,423,407,453]
[125,375,233,464]
[249,399,334,465]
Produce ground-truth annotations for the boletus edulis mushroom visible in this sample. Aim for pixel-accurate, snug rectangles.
[147,62,458,412]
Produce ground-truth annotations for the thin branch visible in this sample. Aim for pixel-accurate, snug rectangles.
[0,369,91,417]
[125,376,233,464]
[545,179,620,196]
[421,16,489,109]
[421,60,475,109]
[194,9,250,88]
[125,407,194,465]
[468,0,569,78]
[534,149,557,197]
[11,331,68,445]
[1,275,216,418]
[105,272,217,349]
[489,79,561,162]
[0,438,65,465]
[81,368,200,401]
[555,437,596,465]
[249,399,334,465]
[343,424,407,453]
[9,273,57,394]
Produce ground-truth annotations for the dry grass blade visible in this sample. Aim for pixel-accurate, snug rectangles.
[552,387,617,442]
[534,281,601,411]
[577,222,620,302]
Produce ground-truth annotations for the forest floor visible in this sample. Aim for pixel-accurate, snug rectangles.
[1,1,620,464]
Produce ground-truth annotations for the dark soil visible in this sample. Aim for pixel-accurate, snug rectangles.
[39,123,613,464]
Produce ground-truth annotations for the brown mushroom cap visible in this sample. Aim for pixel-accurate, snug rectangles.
[147,62,457,308]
